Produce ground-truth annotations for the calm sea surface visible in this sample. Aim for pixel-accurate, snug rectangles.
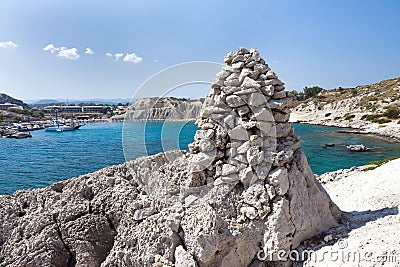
[1,122,399,195]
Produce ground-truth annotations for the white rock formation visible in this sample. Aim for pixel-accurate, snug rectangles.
[113,97,202,121]
[0,48,340,267]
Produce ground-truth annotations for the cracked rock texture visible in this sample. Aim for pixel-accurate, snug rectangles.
[0,48,341,267]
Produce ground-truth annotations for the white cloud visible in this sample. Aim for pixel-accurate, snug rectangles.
[85,47,94,55]
[43,43,57,53]
[114,53,124,61]
[0,41,18,48]
[153,59,159,63]
[43,44,80,60]
[105,52,143,63]
[271,60,279,64]
[123,53,143,63]
[58,48,80,60]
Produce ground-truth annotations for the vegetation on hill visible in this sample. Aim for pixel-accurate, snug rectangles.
[293,78,400,124]
[0,93,27,107]
[290,86,324,100]
[364,156,400,171]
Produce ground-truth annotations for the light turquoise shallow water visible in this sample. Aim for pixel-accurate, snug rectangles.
[0,122,399,195]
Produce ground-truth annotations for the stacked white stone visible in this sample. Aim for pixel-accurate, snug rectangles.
[188,47,299,220]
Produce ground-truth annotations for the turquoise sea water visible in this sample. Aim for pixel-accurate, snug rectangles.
[0,122,399,195]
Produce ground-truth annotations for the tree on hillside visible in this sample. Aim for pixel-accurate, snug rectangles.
[289,86,324,101]
[303,86,323,99]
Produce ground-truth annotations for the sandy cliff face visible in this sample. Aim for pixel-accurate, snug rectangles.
[0,48,341,267]
[114,97,202,121]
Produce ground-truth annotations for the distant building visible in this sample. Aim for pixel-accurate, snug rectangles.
[0,103,23,111]
[43,105,108,115]
[82,106,107,113]
[44,105,82,113]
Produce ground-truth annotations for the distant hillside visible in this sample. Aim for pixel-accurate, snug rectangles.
[0,93,27,107]
[31,99,61,105]
[113,97,202,121]
[27,98,132,106]
[290,78,400,139]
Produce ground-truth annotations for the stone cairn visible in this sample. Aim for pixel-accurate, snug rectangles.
[187,47,299,218]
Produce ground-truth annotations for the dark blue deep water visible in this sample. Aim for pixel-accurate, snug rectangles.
[1,122,399,195]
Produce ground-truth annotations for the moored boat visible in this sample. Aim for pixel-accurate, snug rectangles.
[45,120,84,132]
[346,144,370,152]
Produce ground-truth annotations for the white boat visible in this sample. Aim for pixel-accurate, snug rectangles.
[45,120,83,132]
[46,124,76,132]
[346,144,370,152]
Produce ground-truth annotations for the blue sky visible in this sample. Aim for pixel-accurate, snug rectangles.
[0,0,399,101]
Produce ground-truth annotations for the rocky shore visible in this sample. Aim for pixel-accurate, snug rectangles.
[299,158,400,266]
[289,114,400,142]
[290,78,400,142]
[0,48,344,266]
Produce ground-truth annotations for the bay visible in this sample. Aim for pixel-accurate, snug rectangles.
[0,122,399,195]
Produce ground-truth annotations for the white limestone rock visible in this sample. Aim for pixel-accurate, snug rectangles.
[229,125,249,141]
[253,107,274,122]
[226,95,246,107]
[242,76,261,89]
[198,139,215,152]
[240,206,257,220]
[221,164,238,176]
[273,91,287,99]
[237,141,250,154]
[239,68,251,83]
[194,129,214,140]
[175,245,198,267]
[248,92,267,107]
[237,105,250,116]
[133,207,156,221]
[267,167,290,196]
[247,147,265,165]
[268,97,298,110]
[260,85,274,96]
[276,123,294,138]
[239,166,257,187]
[224,51,235,64]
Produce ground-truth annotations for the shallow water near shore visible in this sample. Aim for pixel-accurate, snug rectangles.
[0,122,399,195]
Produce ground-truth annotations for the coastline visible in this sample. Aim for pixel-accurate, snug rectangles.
[290,118,400,143]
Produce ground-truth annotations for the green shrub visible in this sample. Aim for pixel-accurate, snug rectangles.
[364,156,400,171]
[362,114,382,121]
[365,104,377,111]
[334,117,341,120]
[303,86,324,99]
[383,107,399,119]
[374,118,391,124]
[345,114,356,120]
[351,89,358,96]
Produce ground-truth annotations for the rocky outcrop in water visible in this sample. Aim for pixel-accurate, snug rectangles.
[0,48,341,267]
